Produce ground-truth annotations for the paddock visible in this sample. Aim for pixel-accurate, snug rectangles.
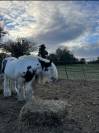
[0,79,99,133]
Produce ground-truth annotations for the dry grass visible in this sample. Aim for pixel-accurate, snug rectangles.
[0,79,99,133]
[18,97,82,133]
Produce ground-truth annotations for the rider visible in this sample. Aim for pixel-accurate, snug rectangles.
[38,44,48,59]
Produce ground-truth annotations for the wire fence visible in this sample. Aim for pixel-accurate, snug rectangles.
[57,64,99,81]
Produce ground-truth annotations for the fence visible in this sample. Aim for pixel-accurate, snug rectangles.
[57,64,99,81]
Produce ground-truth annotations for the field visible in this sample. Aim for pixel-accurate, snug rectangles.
[0,80,99,133]
[57,64,99,80]
[0,64,99,133]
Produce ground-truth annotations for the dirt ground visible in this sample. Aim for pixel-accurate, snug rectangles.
[0,79,99,133]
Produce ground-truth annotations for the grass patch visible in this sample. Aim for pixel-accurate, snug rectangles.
[57,64,99,80]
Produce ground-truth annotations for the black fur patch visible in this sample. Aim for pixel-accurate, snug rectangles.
[27,66,32,70]
[1,59,7,73]
[22,66,36,82]
[22,70,36,82]
[38,59,52,71]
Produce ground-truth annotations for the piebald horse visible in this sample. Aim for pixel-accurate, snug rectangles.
[1,55,58,101]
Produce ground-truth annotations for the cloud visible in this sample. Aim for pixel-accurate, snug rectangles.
[71,42,99,60]
[31,2,89,45]
[0,1,99,59]
[0,1,89,39]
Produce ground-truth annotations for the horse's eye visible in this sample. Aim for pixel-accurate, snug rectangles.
[37,64,39,66]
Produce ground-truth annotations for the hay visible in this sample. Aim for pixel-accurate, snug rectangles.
[18,97,69,133]
[18,97,82,133]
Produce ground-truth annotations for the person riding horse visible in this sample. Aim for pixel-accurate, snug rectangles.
[38,44,48,59]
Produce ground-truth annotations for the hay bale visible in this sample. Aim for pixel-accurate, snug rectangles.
[18,97,69,133]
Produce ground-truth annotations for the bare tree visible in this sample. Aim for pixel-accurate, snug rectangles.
[3,37,37,58]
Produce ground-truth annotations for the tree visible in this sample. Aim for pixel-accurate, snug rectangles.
[0,20,8,42]
[96,57,99,63]
[3,37,37,58]
[48,53,57,64]
[80,58,86,64]
[49,47,78,65]
[55,47,78,65]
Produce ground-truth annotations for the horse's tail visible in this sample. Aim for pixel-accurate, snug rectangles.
[1,59,7,73]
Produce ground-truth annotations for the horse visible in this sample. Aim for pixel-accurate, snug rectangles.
[18,55,58,84]
[1,55,42,101]
[1,55,58,101]
[1,56,19,95]
[36,56,58,84]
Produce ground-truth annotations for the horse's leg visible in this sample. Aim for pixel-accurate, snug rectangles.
[41,73,48,84]
[17,81,25,101]
[38,72,44,84]
[25,80,34,101]
[34,74,41,85]
[47,73,52,83]
[3,75,11,97]
[14,81,19,96]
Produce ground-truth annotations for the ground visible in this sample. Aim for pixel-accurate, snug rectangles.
[0,79,99,133]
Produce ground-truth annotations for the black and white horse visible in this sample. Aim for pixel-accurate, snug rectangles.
[36,56,58,84]
[1,55,58,101]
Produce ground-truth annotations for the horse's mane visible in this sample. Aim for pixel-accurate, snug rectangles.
[37,56,50,63]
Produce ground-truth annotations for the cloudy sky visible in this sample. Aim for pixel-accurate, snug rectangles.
[0,1,99,60]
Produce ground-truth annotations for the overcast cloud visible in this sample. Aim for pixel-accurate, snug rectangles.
[0,1,99,60]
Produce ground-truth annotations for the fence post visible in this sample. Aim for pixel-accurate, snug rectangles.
[81,64,88,85]
[81,64,86,80]
[65,64,69,80]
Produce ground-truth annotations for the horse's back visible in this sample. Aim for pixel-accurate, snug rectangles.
[18,55,37,61]
[14,55,41,78]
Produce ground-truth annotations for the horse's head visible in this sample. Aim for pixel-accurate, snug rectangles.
[42,61,58,82]
[38,58,52,71]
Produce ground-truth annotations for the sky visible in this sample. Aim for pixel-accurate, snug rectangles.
[0,1,99,60]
